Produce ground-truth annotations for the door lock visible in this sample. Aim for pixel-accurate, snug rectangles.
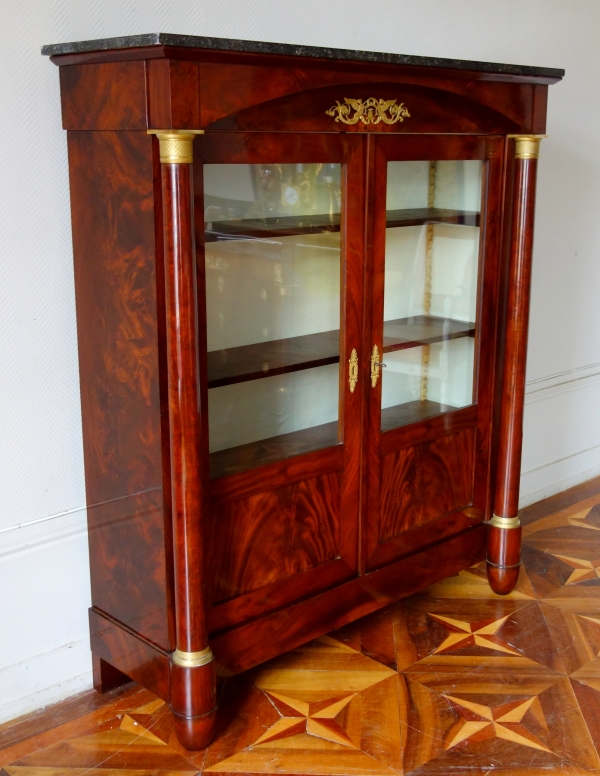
[370,345,386,388]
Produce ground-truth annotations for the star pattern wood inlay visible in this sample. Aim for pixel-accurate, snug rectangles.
[552,554,600,584]
[255,691,356,747]
[443,694,550,752]
[4,478,600,774]
[429,613,522,655]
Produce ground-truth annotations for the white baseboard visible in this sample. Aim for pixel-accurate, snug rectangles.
[0,509,93,726]
[519,450,600,509]
[0,638,92,725]
[519,362,600,508]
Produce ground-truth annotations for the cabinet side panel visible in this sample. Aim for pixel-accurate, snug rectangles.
[68,130,172,650]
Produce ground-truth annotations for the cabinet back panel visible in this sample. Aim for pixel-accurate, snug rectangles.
[208,471,342,604]
[380,427,476,542]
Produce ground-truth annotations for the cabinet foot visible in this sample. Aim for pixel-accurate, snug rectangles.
[486,563,520,595]
[486,517,522,595]
[169,653,217,750]
[171,706,218,750]
[92,654,132,694]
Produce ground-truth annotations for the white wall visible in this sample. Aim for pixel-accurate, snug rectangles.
[1,0,598,723]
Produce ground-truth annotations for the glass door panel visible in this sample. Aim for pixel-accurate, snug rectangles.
[203,163,343,478]
[380,160,482,431]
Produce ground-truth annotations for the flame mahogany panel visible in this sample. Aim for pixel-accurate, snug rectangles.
[380,428,476,543]
[380,445,420,540]
[60,61,148,130]
[207,471,342,606]
[68,130,173,650]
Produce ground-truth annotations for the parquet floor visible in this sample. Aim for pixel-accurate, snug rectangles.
[4,478,600,775]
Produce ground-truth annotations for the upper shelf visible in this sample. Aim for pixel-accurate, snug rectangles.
[208,314,475,388]
[205,212,340,242]
[208,329,340,389]
[383,315,475,355]
[205,208,480,243]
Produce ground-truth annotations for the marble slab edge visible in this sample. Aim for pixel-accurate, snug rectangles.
[41,32,565,78]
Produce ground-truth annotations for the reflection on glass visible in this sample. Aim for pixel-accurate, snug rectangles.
[203,163,342,478]
[381,160,482,431]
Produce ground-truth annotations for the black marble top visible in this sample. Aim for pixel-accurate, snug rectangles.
[41,33,564,79]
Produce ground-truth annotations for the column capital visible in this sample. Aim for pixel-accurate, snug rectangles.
[507,134,547,160]
[147,129,204,164]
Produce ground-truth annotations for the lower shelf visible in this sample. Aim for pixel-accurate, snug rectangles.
[381,399,459,433]
[210,402,464,477]
[210,420,339,479]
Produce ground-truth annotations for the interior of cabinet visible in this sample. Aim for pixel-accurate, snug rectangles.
[204,163,342,478]
[380,159,482,430]
[203,159,482,478]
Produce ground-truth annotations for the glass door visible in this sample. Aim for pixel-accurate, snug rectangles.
[197,133,365,628]
[365,135,503,571]
[203,160,344,478]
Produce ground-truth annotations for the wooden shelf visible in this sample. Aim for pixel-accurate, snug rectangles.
[208,315,475,388]
[385,208,480,229]
[383,315,475,355]
[210,399,465,478]
[208,329,339,389]
[205,212,340,242]
[205,207,480,242]
[210,421,339,479]
[381,399,459,433]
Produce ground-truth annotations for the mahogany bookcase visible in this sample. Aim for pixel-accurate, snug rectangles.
[43,33,563,749]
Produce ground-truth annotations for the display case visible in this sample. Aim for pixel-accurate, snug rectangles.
[42,33,563,749]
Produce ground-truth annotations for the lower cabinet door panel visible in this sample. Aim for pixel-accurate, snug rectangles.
[210,470,341,603]
[207,462,356,632]
[381,426,476,538]
[369,426,478,570]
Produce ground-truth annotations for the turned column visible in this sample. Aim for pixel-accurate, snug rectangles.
[487,135,544,595]
[149,129,217,748]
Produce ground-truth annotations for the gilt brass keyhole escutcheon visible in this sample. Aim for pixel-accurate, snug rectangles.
[371,345,386,388]
[348,348,359,393]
